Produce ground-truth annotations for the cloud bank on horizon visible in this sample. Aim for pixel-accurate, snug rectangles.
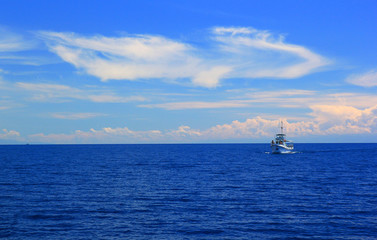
[38,27,329,88]
[3,104,377,143]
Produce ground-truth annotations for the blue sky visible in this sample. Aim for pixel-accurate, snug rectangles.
[1,0,377,143]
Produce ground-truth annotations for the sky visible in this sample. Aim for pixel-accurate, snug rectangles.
[0,0,377,144]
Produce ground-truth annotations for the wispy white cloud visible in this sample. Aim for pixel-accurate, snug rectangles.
[0,27,61,67]
[212,27,329,79]
[87,94,145,103]
[0,27,49,68]
[0,102,14,110]
[140,100,249,110]
[192,66,232,88]
[17,82,78,92]
[38,32,199,81]
[0,55,57,66]
[0,87,24,110]
[214,27,255,35]
[243,89,317,99]
[38,27,329,88]
[346,70,377,87]
[139,89,377,110]
[0,27,34,52]
[51,112,107,120]
[15,82,146,103]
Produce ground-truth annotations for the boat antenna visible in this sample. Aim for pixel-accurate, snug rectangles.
[281,120,283,134]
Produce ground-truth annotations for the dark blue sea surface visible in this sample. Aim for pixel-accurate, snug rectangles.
[1,143,377,239]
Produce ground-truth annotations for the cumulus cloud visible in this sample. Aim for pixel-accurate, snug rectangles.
[28,127,163,144]
[203,117,276,139]
[346,70,377,87]
[309,105,377,134]
[202,105,377,138]
[38,27,329,88]
[0,129,21,139]
[167,126,202,138]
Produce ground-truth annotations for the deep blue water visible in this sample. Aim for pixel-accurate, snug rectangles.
[1,143,377,239]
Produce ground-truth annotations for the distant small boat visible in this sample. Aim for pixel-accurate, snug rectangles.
[271,121,294,154]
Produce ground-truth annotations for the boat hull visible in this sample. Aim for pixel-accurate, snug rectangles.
[271,144,293,154]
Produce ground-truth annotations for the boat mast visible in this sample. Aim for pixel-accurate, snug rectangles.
[280,120,283,134]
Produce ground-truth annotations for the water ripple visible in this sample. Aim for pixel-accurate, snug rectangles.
[0,143,376,239]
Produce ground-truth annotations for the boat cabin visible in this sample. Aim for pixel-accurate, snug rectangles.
[272,133,293,147]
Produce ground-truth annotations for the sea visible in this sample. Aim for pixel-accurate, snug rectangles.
[0,143,377,239]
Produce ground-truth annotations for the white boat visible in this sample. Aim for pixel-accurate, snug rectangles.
[271,121,294,154]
